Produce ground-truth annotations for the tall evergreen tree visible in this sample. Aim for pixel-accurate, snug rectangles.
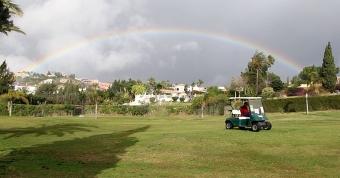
[320,42,339,91]
[270,79,284,92]
[0,60,15,95]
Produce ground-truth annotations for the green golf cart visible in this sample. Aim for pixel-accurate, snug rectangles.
[225,97,272,132]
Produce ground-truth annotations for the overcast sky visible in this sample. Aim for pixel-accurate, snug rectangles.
[1,0,340,86]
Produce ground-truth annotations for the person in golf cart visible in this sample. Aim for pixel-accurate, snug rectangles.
[240,102,250,117]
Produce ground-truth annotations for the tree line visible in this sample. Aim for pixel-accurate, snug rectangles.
[229,42,339,98]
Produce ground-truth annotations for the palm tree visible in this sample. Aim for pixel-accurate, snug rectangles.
[148,77,156,95]
[200,93,212,118]
[0,89,29,116]
[189,81,196,101]
[92,83,99,119]
[1,0,23,16]
[306,68,317,91]
[160,80,167,89]
[250,51,275,96]
[197,79,204,87]
[0,0,25,35]
[251,51,266,96]
[306,66,324,93]
[265,55,275,87]
[85,83,99,119]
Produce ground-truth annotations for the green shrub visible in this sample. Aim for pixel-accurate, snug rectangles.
[0,99,8,116]
[172,96,179,102]
[219,105,224,115]
[166,105,192,115]
[261,87,275,99]
[191,96,203,109]
[263,95,340,113]
[10,104,74,116]
[130,105,149,115]
[65,104,74,115]
[179,97,185,102]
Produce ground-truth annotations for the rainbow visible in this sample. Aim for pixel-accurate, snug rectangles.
[24,27,303,73]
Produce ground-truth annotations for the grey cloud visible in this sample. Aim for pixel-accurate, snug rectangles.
[173,41,200,51]
[1,0,340,86]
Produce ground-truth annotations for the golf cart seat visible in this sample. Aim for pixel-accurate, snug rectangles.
[239,116,251,120]
[232,110,241,117]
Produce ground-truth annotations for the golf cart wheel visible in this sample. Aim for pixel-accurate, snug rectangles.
[226,121,233,129]
[251,123,260,132]
[264,122,272,130]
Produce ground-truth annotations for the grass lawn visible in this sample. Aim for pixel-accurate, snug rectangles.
[0,111,339,177]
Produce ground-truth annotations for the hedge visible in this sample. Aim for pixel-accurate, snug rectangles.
[263,95,340,112]
[2,95,340,116]
[0,104,75,117]
[87,105,149,116]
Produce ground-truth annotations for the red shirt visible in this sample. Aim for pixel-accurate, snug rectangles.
[240,105,249,116]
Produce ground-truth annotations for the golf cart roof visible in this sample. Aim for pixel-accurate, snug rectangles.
[229,97,262,100]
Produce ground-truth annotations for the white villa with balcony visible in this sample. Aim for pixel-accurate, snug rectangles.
[128,83,207,105]
[14,84,37,94]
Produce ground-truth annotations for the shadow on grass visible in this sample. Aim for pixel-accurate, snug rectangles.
[0,125,150,177]
[0,124,96,139]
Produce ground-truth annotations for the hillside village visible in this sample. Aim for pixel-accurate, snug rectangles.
[15,71,111,92]
[14,71,225,105]
[14,69,340,105]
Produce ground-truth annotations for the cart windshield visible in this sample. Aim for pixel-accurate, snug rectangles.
[248,99,265,115]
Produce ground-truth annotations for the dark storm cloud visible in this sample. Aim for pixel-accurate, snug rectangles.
[1,0,339,86]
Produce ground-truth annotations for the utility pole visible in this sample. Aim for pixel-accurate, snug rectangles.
[305,93,309,114]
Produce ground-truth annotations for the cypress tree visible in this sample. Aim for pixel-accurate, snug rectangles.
[0,60,16,94]
[320,42,339,91]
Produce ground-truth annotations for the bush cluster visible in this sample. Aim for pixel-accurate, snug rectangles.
[286,87,304,96]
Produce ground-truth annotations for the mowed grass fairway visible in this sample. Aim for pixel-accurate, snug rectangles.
[0,111,340,178]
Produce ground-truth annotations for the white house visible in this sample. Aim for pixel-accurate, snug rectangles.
[187,85,207,93]
[173,84,186,92]
[130,87,190,105]
[80,78,91,84]
[129,93,174,105]
[218,86,227,92]
[47,74,56,78]
[127,83,209,105]
[43,79,53,84]
[14,84,37,94]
